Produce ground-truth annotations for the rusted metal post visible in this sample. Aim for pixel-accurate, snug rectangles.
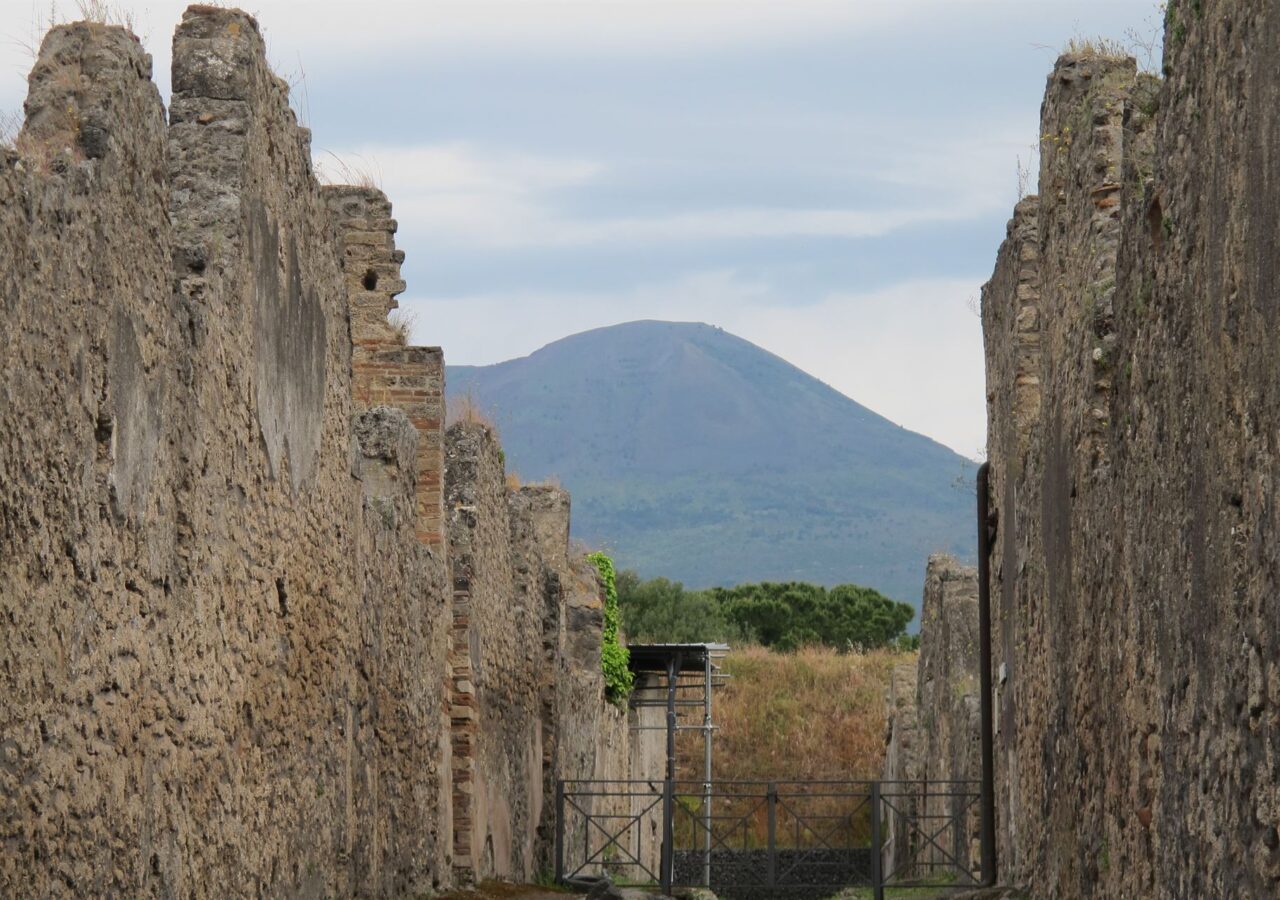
[702,651,712,888]
[767,782,777,890]
[555,779,565,883]
[871,780,884,900]
[661,654,679,895]
[661,777,674,895]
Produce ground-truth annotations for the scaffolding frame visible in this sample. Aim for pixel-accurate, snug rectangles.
[627,642,730,888]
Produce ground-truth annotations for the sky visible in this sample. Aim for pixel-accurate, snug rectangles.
[2,0,1163,459]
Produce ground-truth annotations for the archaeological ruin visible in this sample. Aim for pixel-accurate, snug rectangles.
[0,7,661,896]
[901,0,1280,896]
[10,1,1280,897]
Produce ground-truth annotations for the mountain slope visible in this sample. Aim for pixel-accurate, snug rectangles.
[448,320,976,611]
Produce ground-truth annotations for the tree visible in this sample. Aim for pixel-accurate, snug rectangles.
[618,573,916,651]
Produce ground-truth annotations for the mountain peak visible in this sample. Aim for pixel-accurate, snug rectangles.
[448,320,974,608]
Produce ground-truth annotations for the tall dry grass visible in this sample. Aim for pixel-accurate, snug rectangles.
[668,646,915,849]
[447,391,498,432]
[686,645,909,783]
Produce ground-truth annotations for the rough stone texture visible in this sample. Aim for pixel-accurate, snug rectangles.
[0,8,456,897]
[0,8,665,897]
[880,658,919,878]
[980,51,1140,898]
[977,4,1280,894]
[325,186,446,547]
[446,422,546,883]
[444,432,663,885]
[881,556,979,880]
[0,21,178,896]
[509,486,664,882]
[352,406,453,895]
[914,556,981,875]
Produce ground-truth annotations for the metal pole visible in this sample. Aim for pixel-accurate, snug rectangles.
[702,651,712,888]
[662,654,680,895]
[977,462,998,885]
[766,782,777,890]
[665,655,679,783]
[871,781,884,900]
[555,779,565,883]
[661,778,674,895]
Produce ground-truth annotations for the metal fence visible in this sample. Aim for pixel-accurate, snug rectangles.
[556,778,983,898]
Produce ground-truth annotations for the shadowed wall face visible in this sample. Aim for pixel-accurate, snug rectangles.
[978,3,1280,895]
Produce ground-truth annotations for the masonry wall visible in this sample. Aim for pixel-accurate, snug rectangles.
[881,555,980,880]
[0,9,455,897]
[351,407,454,894]
[915,556,981,876]
[513,483,666,880]
[0,8,669,897]
[881,658,919,879]
[325,187,446,548]
[977,2,1280,894]
[445,423,545,882]
[444,433,663,885]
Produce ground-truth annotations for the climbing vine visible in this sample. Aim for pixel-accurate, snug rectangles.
[587,551,634,706]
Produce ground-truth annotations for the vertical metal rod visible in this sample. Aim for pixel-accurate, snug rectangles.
[871,781,884,900]
[665,655,679,783]
[702,651,712,888]
[661,654,679,895]
[766,782,777,890]
[661,778,674,895]
[555,780,565,883]
[977,462,998,885]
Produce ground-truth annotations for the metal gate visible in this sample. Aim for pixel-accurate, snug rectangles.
[556,778,983,897]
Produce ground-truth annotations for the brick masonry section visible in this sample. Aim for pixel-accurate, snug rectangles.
[324,185,446,547]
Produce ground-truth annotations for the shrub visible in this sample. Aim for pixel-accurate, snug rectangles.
[587,551,634,705]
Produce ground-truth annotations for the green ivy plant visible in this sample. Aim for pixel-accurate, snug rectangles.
[587,551,634,706]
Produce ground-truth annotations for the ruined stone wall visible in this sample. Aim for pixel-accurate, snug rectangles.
[882,555,979,879]
[915,556,981,875]
[351,407,454,895]
[978,2,1280,894]
[325,187,446,547]
[508,484,665,881]
[444,434,663,884]
[0,8,455,897]
[0,8,668,897]
[446,423,545,882]
[881,658,919,878]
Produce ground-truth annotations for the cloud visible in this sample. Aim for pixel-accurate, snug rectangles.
[0,0,924,107]
[321,133,1021,250]
[211,1,924,61]
[404,272,988,458]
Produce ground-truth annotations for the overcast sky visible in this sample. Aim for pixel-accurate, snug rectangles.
[2,0,1161,458]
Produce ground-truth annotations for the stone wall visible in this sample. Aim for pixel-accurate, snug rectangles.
[0,9,457,896]
[352,408,453,895]
[882,555,979,880]
[914,556,981,875]
[445,422,544,882]
[507,484,665,882]
[978,2,1280,895]
[0,7,662,897]
[442,428,665,884]
[325,186,446,547]
[881,658,919,878]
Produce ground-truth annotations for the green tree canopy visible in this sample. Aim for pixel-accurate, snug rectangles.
[617,573,915,652]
